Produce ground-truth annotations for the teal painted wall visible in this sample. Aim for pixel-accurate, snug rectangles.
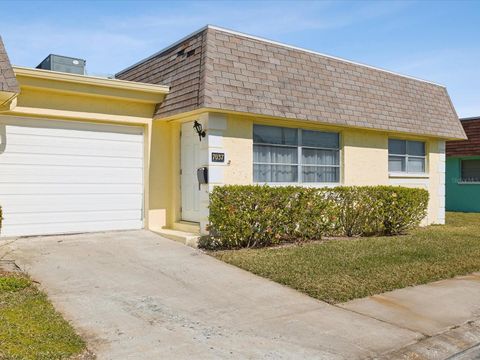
[446,156,480,212]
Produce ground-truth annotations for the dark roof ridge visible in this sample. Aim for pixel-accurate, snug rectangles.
[460,116,480,122]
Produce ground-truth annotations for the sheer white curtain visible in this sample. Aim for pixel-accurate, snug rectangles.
[302,149,339,182]
[253,125,340,183]
[253,145,298,182]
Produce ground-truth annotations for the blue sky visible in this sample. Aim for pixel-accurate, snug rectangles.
[1,0,479,117]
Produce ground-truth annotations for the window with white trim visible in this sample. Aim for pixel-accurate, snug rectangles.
[461,159,480,182]
[388,139,426,173]
[253,125,340,183]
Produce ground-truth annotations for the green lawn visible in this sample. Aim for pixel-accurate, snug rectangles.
[0,272,87,360]
[213,212,480,304]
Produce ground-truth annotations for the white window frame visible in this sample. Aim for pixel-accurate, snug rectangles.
[253,125,341,185]
[388,139,427,176]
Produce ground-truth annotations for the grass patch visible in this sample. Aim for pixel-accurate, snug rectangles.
[213,212,480,304]
[0,276,31,292]
[0,272,87,360]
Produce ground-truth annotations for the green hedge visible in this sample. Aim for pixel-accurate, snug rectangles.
[201,185,429,250]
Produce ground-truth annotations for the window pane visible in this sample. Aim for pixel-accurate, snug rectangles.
[254,145,297,164]
[302,130,339,148]
[254,164,298,182]
[462,159,480,181]
[253,125,297,145]
[389,139,406,155]
[302,148,339,165]
[389,155,406,172]
[302,166,339,183]
[407,141,425,156]
[408,157,425,173]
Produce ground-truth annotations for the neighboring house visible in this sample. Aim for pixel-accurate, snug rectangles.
[446,117,480,212]
[0,26,467,241]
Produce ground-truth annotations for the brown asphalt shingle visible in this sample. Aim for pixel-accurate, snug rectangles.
[447,118,480,156]
[117,26,466,140]
[0,36,19,94]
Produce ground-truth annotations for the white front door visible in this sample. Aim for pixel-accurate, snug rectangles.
[0,116,144,237]
[180,122,202,222]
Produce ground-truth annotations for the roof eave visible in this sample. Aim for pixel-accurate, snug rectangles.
[460,116,480,122]
[0,91,18,111]
[14,66,169,104]
[157,106,468,140]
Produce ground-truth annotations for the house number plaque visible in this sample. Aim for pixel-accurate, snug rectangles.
[211,152,225,163]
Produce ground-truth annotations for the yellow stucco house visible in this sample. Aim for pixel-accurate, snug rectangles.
[0,26,466,243]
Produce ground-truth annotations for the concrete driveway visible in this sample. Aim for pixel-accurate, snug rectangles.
[2,230,422,359]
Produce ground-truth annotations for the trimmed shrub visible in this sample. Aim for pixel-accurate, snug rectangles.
[203,185,429,250]
[327,186,429,236]
[204,186,335,250]
[326,187,383,237]
[375,186,429,235]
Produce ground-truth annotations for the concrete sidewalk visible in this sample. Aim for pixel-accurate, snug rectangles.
[382,320,480,359]
[340,273,480,337]
[340,274,480,359]
[2,230,480,359]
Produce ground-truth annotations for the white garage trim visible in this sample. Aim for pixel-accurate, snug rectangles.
[0,116,145,237]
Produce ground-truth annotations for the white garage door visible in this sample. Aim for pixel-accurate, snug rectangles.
[0,116,144,237]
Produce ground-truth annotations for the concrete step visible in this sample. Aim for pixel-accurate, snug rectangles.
[172,221,200,234]
[154,228,200,248]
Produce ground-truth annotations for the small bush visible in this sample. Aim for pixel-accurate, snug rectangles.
[376,186,429,235]
[327,187,383,237]
[203,185,429,250]
[205,186,335,250]
[327,186,429,236]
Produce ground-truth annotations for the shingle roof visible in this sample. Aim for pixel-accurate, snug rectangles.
[0,36,19,94]
[117,26,466,140]
[447,117,480,156]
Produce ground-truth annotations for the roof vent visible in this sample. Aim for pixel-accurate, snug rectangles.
[36,54,86,75]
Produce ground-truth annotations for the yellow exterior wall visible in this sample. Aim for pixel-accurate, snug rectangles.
[220,113,393,187]
[427,143,441,224]
[16,87,155,120]
[147,120,182,231]
[343,129,389,186]
[427,140,445,224]
[172,111,443,226]
[10,67,167,126]
[223,115,253,185]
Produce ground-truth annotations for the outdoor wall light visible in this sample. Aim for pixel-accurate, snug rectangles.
[193,120,206,141]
